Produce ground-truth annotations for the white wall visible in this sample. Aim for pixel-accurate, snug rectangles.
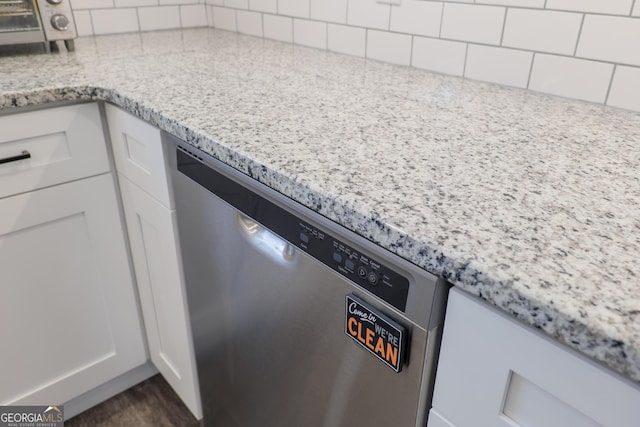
[71,0,640,113]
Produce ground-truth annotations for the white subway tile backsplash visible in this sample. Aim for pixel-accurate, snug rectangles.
[279,0,309,18]
[577,15,640,66]
[293,19,327,49]
[181,4,208,27]
[465,45,532,88]
[607,66,640,111]
[212,6,237,31]
[479,0,544,7]
[310,0,346,24]
[441,4,505,45]
[72,10,93,36]
[412,37,466,76]
[206,5,214,26]
[545,0,633,16]
[366,30,412,66]
[502,9,581,55]
[264,14,293,42]
[328,23,366,57]
[115,0,156,7]
[139,6,181,31]
[249,0,275,13]
[70,0,640,113]
[390,0,442,37]
[529,54,614,103]
[237,9,262,36]
[91,8,139,34]
[347,0,391,31]
[224,0,247,9]
[71,0,113,10]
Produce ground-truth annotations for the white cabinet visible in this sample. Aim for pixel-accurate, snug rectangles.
[0,159,146,405]
[0,103,110,199]
[428,287,640,427]
[106,103,202,419]
[106,105,173,208]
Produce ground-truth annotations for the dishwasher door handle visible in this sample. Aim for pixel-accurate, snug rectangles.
[237,213,295,262]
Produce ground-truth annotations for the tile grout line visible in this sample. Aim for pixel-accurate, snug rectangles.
[290,14,294,43]
[234,6,238,32]
[261,10,264,37]
[409,35,414,67]
[526,51,536,89]
[345,0,349,25]
[88,10,96,36]
[135,7,141,32]
[438,2,445,38]
[604,64,618,106]
[499,7,508,46]
[364,27,368,59]
[573,13,585,57]
[462,42,469,78]
[325,21,329,51]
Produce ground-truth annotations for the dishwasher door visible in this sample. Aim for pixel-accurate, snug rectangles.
[168,140,447,427]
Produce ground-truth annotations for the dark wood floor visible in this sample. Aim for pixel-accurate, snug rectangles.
[66,375,201,427]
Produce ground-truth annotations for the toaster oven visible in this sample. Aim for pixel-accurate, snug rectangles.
[0,0,76,51]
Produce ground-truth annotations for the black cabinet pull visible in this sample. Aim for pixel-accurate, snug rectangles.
[0,150,31,165]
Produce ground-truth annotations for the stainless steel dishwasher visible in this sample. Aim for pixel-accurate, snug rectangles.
[166,134,449,427]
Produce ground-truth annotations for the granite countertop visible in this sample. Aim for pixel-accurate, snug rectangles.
[1,29,639,384]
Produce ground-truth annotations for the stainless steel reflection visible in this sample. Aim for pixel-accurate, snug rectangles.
[167,134,449,427]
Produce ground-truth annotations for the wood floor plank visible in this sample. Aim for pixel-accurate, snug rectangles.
[66,375,201,427]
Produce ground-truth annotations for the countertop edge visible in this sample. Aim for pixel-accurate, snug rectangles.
[2,86,638,384]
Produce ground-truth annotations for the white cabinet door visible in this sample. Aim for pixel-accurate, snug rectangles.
[431,288,640,427]
[427,409,456,427]
[0,174,147,406]
[118,174,202,419]
[0,103,110,199]
[106,104,173,208]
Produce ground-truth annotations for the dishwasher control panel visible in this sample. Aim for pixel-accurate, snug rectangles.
[176,147,410,312]
[298,222,409,311]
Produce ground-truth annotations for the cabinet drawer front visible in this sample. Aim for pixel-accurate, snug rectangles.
[106,104,173,208]
[432,288,640,427]
[0,103,110,199]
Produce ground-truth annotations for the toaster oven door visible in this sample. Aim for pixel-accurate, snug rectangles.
[0,0,45,45]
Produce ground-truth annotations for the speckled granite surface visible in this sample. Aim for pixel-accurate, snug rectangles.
[1,29,639,384]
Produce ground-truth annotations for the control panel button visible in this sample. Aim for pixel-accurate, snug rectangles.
[357,266,367,279]
[299,233,309,243]
[332,252,342,264]
[345,259,355,271]
[47,0,63,4]
[367,272,378,285]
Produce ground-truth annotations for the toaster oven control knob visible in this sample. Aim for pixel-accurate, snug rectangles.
[51,14,70,31]
[47,0,63,4]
